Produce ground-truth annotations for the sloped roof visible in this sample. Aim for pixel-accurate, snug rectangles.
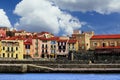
[91,34,120,39]
[68,39,77,43]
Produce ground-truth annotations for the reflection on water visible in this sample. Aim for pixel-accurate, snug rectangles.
[0,73,120,80]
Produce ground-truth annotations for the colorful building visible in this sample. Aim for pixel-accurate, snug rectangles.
[90,34,120,50]
[0,27,10,38]
[68,39,79,51]
[0,37,24,60]
[56,36,69,56]
[72,30,94,50]
[24,36,33,59]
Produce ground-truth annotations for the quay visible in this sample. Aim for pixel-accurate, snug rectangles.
[0,60,120,73]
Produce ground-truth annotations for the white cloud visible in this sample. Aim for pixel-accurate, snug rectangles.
[0,9,11,27]
[14,0,81,35]
[52,0,120,14]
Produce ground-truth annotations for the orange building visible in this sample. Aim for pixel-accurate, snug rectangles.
[90,34,120,50]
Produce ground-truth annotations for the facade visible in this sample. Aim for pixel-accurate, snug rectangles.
[0,37,24,60]
[57,39,68,56]
[14,30,32,36]
[24,37,33,59]
[90,34,120,50]
[72,30,94,50]
[0,27,10,38]
[68,39,79,51]
[49,37,59,58]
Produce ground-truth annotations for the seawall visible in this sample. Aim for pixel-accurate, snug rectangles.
[0,63,120,73]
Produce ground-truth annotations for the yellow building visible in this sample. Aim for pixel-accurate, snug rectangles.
[68,39,79,51]
[0,37,24,60]
[72,30,94,50]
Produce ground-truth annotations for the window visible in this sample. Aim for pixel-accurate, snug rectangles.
[16,47,18,51]
[3,47,5,50]
[8,54,9,58]
[11,47,13,52]
[25,45,30,49]
[42,49,44,53]
[11,54,13,58]
[16,54,18,59]
[7,47,10,51]
[3,53,5,57]
[54,45,56,48]
[93,42,98,47]
[102,43,106,47]
[46,44,47,48]
[46,50,48,53]
[42,44,44,48]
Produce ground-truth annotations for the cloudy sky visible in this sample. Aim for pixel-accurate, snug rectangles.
[0,0,120,35]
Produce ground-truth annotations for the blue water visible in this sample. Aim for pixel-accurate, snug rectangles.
[0,73,120,80]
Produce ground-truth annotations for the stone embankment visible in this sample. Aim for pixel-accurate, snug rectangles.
[0,60,120,73]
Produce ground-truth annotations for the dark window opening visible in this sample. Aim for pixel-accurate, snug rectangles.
[11,54,13,57]
[3,53,5,57]
[8,54,9,58]
[7,47,10,51]
[3,47,5,50]
[11,47,13,52]
[103,43,106,47]
[25,45,30,49]
[16,54,18,59]
[42,44,44,48]
[46,50,48,53]
[16,47,18,51]
[42,49,44,53]
[46,44,47,48]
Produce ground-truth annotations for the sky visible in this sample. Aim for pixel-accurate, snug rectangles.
[0,0,120,36]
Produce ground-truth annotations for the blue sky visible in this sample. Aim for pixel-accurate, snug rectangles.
[0,0,120,35]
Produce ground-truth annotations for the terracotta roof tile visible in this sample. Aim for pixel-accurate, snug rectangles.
[68,39,77,43]
[91,34,120,39]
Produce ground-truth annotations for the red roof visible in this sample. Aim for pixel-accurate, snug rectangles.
[5,36,25,40]
[91,34,120,39]
[24,38,32,45]
[68,40,77,43]
[48,37,59,41]
[57,39,68,42]
[95,46,120,49]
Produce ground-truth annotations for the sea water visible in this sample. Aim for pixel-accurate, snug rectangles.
[0,73,119,80]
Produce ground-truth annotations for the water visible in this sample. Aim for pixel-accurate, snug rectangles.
[0,73,120,80]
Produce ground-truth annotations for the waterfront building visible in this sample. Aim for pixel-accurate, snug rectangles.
[0,37,24,60]
[37,31,54,38]
[68,39,79,51]
[24,36,33,59]
[49,37,59,58]
[32,36,42,58]
[56,36,69,57]
[72,30,94,50]
[0,27,10,38]
[32,32,57,59]
[14,30,32,36]
[90,34,120,50]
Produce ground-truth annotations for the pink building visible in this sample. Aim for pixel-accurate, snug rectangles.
[0,27,9,38]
